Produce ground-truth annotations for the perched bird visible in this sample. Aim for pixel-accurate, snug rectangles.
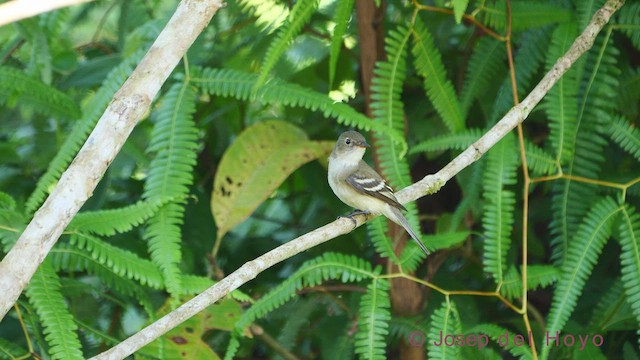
[328,130,429,255]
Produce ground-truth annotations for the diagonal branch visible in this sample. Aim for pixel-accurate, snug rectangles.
[0,0,225,320]
[91,0,625,358]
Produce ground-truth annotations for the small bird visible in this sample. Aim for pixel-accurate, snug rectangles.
[328,130,429,255]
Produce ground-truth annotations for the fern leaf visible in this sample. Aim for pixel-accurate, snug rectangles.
[68,200,164,236]
[0,66,80,119]
[544,21,579,165]
[542,197,620,359]
[26,260,84,360]
[221,253,377,358]
[142,81,198,295]
[587,279,629,331]
[369,25,425,267]
[615,2,640,50]
[460,37,505,118]
[410,128,483,154]
[482,133,518,283]
[482,0,573,32]
[191,67,403,143]
[609,116,640,161]
[450,159,485,232]
[500,265,560,300]
[427,299,462,359]
[367,217,401,263]
[550,27,619,265]
[67,233,164,288]
[254,0,320,90]
[329,0,354,87]
[619,205,640,339]
[525,140,557,176]
[50,244,156,314]
[0,338,28,358]
[411,18,464,133]
[25,50,145,213]
[354,279,391,360]
[235,253,378,332]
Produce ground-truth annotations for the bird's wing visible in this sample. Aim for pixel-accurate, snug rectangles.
[346,161,407,212]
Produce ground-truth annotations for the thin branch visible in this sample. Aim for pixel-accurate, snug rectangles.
[0,0,225,320]
[0,0,96,27]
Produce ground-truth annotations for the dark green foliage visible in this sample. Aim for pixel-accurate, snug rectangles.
[26,260,84,360]
[355,279,391,360]
[2,0,640,358]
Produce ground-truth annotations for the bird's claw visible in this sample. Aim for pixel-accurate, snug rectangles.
[338,209,370,230]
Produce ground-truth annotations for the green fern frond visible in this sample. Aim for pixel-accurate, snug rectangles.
[410,128,483,154]
[25,50,145,214]
[234,253,378,332]
[329,0,354,87]
[482,133,518,283]
[411,18,464,133]
[191,67,403,143]
[460,37,505,118]
[466,323,533,358]
[26,260,83,360]
[615,2,640,49]
[14,19,52,83]
[481,0,573,32]
[491,27,551,122]
[68,200,164,236]
[67,233,164,288]
[369,25,425,267]
[0,66,80,119]
[355,278,391,360]
[544,21,579,165]
[254,0,320,90]
[587,279,626,331]
[427,299,462,359]
[525,140,557,176]
[143,81,198,296]
[50,244,156,314]
[550,28,619,265]
[222,253,375,359]
[542,197,620,360]
[450,159,485,232]
[0,338,28,358]
[367,217,401,264]
[500,265,560,300]
[619,204,640,338]
[609,116,640,161]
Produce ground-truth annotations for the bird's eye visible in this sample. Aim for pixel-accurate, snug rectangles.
[345,138,351,145]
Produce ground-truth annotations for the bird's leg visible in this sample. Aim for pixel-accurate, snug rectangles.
[338,209,370,229]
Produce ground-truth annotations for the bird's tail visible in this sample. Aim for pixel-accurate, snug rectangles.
[389,207,430,255]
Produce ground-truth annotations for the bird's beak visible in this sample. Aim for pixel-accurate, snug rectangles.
[356,140,370,148]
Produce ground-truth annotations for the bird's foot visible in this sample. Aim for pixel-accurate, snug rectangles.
[338,209,370,229]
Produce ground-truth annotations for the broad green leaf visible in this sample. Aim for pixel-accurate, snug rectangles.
[211,120,332,240]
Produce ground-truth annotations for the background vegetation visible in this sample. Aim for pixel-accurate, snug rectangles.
[0,0,639,359]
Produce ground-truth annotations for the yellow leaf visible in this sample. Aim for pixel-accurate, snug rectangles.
[211,120,333,241]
